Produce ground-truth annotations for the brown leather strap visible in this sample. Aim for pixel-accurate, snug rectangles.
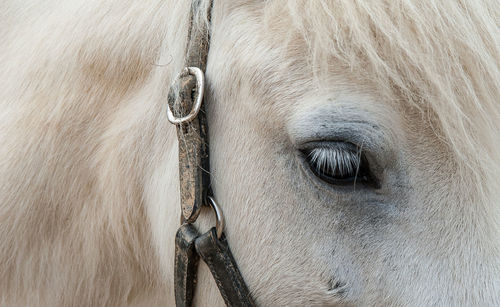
[195,228,257,307]
[168,0,212,223]
[174,224,201,307]
[175,225,256,307]
[170,0,256,306]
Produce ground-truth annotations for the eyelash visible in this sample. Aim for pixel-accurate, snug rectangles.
[301,142,378,187]
[307,146,360,178]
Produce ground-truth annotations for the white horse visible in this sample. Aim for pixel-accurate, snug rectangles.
[1,0,499,306]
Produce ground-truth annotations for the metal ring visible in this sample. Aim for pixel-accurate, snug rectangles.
[206,196,225,239]
[167,67,205,124]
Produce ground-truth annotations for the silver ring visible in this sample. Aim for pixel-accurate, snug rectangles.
[167,67,205,124]
[206,196,225,239]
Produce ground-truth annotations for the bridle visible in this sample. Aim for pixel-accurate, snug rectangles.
[166,1,255,306]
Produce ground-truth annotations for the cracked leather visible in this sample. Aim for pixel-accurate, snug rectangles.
[195,228,257,307]
[167,0,211,223]
[175,224,200,307]
[171,0,256,306]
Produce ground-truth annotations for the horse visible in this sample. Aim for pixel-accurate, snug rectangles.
[1,0,499,305]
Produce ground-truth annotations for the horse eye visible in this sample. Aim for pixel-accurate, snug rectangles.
[301,142,377,187]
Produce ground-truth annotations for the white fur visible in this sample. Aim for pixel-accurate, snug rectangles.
[0,0,499,306]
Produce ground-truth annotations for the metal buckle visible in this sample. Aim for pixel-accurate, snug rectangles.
[167,67,205,124]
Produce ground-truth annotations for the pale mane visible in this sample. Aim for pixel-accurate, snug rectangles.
[0,1,195,305]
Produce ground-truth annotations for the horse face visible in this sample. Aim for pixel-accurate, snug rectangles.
[200,2,500,306]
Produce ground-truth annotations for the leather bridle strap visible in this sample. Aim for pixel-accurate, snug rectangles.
[167,1,256,306]
[175,224,256,307]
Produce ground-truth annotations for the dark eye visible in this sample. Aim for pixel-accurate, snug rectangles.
[301,142,378,188]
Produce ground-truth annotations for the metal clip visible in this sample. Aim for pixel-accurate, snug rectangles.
[167,67,205,124]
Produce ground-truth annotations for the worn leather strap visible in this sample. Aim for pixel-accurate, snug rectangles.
[170,0,256,306]
[175,224,201,307]
[195,228,257,307]
[175,225,256,307]
[168,0,212,223]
